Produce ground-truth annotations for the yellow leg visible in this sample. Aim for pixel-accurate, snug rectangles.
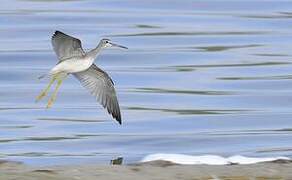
[35,76,56,102]
[46,77,64,108]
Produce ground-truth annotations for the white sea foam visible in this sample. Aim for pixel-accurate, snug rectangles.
[141,153,290,165]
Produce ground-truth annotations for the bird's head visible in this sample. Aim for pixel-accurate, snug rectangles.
[100,38,128,49]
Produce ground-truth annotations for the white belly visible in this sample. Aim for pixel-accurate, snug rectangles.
[50,57,94,74]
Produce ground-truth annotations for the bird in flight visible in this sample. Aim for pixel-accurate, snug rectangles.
[36,31,127,124]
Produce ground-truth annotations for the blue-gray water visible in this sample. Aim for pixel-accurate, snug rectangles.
[1,0,292,166]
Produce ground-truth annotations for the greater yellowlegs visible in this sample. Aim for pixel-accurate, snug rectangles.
[36,31,127,124]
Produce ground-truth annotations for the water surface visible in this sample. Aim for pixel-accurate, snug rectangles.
[0,0,292,166]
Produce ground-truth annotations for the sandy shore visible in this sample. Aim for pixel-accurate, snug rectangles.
[0,160,291,180]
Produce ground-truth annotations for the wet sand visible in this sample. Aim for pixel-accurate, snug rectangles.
[0,160,292,180]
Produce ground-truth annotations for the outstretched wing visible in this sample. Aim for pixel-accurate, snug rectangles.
[51,31,85,61]
[73,64,122,124]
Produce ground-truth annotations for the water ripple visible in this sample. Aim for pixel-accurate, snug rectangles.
[131,88,235,95]
[126,107,250,115]
[113,31,268,37]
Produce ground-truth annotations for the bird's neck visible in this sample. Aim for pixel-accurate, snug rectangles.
[87,41,103,61]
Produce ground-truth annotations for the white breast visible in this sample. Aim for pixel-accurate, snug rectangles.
[50,56,95,75]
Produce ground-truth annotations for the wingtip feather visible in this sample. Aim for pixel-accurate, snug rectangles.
[116,117,122,125]
[54,30,62,35]
[52,30,65,38]
[113,110,122,125]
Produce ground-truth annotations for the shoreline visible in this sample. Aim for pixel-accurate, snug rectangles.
[0,160,291,179]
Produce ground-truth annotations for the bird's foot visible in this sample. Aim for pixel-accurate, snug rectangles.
[35,92,47,102]
[46,98,55,108]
